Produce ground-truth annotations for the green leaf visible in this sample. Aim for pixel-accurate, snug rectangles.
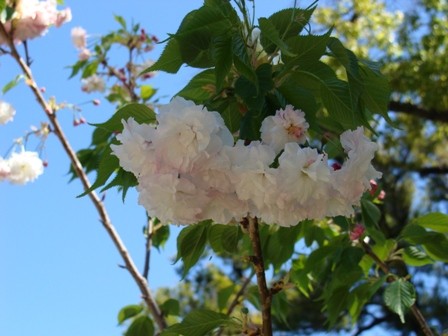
[402,246,433,266]
[414,212,448,233]
[349,276,387,322]
[283,30,332,66]
[0,0,6,13]
[232,33,257,84]
[93,103,156,132]
[177,69,216,103]
[289,68,361,130]
[161,309,238,336]
[176,221,210,277]
[67,60,88,79]
[359,61,391,120]
[258,17,295,57]
[174,6,232,68]
[2,75,24,95]
[211,98,242,133]
[160,298,180,317]
[327,37,364,120]
[77,147,118,197]
[144,38,183,74]
[383,279,416,323]
[400,223,448,261]
[139,85,155,101]
[152,224,170,250]
[81,61,99,79]
[118,304,143,325]
[217,285,235,311]
[266,226,301,270]
[125,315,154,336]
[101,168,137,202]
[361,199,386,244]
[208,224,242,254]
[114,14,127,29]
[267,7,315,40]
[212,35,233,91]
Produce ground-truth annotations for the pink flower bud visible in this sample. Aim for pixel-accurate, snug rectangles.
[350,224,365,241]
[331,162,342,171]
[92,99,101,106]
[40,87,46,93]
[43,160,49,167]
[79,117,86,124]
[151,35,159,43]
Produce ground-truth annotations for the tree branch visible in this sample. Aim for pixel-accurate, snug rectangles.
[360,241,433,336]
[388,101,448,123]
[244,216,272,336]
[0,23,167,331]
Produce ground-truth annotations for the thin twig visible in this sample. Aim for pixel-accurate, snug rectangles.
[0,23,167,331]
[245,216,272,336]
[360,241,433,336]
[143,216,154,280]
[226,270,255,316]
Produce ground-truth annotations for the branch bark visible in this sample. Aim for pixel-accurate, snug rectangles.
[388,101,448,123]
[244,217,272,336]
[0,23,167,331]
[361,241,433,336]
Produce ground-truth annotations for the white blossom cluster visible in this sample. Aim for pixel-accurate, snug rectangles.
[0,150,44,185]
[0,0,71,45]
[112,97,381,226]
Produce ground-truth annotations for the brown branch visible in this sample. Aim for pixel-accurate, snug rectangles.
[360,241,433,336]
[245,216,272,336]
[388,101,448,123]
[0,23,167,331]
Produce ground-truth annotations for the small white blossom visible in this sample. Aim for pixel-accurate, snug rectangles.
[81,75,106,93]
[71,26,87,49]
[260,105,309,154]
[111,118,157,176]
[154,97,233,173]
[0,101,16,125]
[7,151,44,185]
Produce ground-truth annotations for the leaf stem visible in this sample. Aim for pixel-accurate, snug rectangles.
[0,23,167,331]
[244,216,272,336]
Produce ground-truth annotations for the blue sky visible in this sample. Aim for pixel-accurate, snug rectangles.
[0,1,306,335]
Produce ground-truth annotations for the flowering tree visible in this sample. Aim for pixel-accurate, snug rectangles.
[1,1,447,336]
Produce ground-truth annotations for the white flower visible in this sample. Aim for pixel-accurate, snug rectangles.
[138,173,209,225]
[81,75,106,93]
[228,141,277,211]
[111,118,157,176]
[4,0,72,43]
[332,127,382,204]
[260,105,309,154]
[277,143,330,205]
[154,97,233,173]
[0,101,16,125]
[7,151,44,185]
[71,26,87,49]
